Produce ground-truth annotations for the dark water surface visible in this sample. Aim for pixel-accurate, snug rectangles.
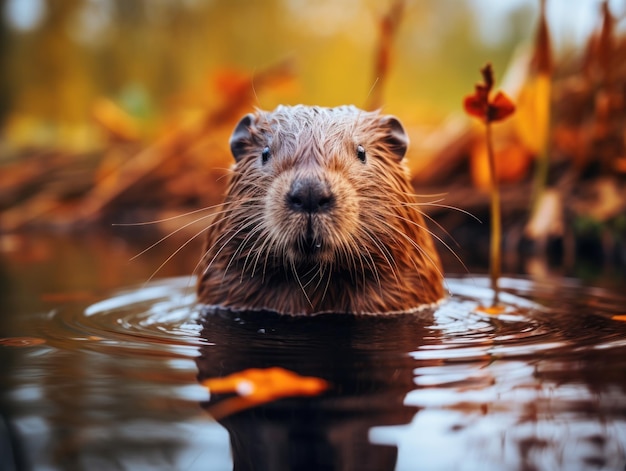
[2,232,626,471]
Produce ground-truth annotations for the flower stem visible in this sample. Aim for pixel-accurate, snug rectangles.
[485,122,501,305]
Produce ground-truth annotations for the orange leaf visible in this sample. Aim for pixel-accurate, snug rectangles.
[202,367,329,419]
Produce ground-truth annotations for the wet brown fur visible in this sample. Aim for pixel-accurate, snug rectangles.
[197,105,444,314]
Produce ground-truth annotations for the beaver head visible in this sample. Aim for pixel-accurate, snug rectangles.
[197,105,443,314]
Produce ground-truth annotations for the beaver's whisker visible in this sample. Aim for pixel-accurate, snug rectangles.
[112,202,229,227]
[263,233,286,284]
[144,222,211,285]
[398,200,482,223]
[378,218,446,284]
[393,213,469,274]
[397,189,450,199]
[219,216,264,280]
[169,208,246,283]
[298,262,321,289]
[224,230,255,282]
[129,209,230,262]
[202,219,257,279]
[340,236,362,285]
[248,229,273,282]
[218,215,260,276]
[318,263,333,307]
[361,225,399,283]
[353,232,378,285]
[192,209,254,277]
[290,258,313,309]
[351,235,370,288]
[238,224,275,283]
[390,199,465,253]
[412,207,463,253]
[355,229,385,295]
[307,262,325,296]
[213,170,235,185]
[240,226,267,279]
[352,243,367,288]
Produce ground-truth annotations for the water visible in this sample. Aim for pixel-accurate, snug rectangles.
[2,233,626,471]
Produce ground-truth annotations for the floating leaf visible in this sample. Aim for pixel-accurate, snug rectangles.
[202,367,329,419]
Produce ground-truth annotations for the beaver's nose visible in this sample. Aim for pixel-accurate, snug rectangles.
[287,177,334,214]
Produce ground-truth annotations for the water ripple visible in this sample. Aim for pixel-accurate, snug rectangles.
[33,275,626,365]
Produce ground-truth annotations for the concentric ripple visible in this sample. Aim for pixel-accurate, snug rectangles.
[35,275,626,363]
[40,277,206,357]
[409,275,626,363]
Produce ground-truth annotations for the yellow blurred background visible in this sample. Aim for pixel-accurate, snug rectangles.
[1,0,625,237]
[1,0,619,154]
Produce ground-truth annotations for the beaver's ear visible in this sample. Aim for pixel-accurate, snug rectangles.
[229,113,256,162]
[380,116,409,161]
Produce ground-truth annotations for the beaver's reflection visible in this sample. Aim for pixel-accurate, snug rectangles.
[196,308,437,471]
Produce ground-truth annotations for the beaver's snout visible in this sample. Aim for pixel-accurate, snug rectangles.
[286,176,334,214]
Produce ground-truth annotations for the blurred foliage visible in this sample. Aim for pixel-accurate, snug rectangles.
[1,0,625,264]
[0,0,536,153]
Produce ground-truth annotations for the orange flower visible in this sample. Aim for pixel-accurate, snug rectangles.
[463,64,515,123]
[201,367,329,420]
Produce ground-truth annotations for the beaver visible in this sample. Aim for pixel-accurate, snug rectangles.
[197,105,444,314]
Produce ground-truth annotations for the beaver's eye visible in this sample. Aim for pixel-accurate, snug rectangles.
[356,145,366,163]
[261,146,271,164]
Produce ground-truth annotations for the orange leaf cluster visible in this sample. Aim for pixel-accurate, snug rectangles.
[463,64,515,124]
[201,367,329,420]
